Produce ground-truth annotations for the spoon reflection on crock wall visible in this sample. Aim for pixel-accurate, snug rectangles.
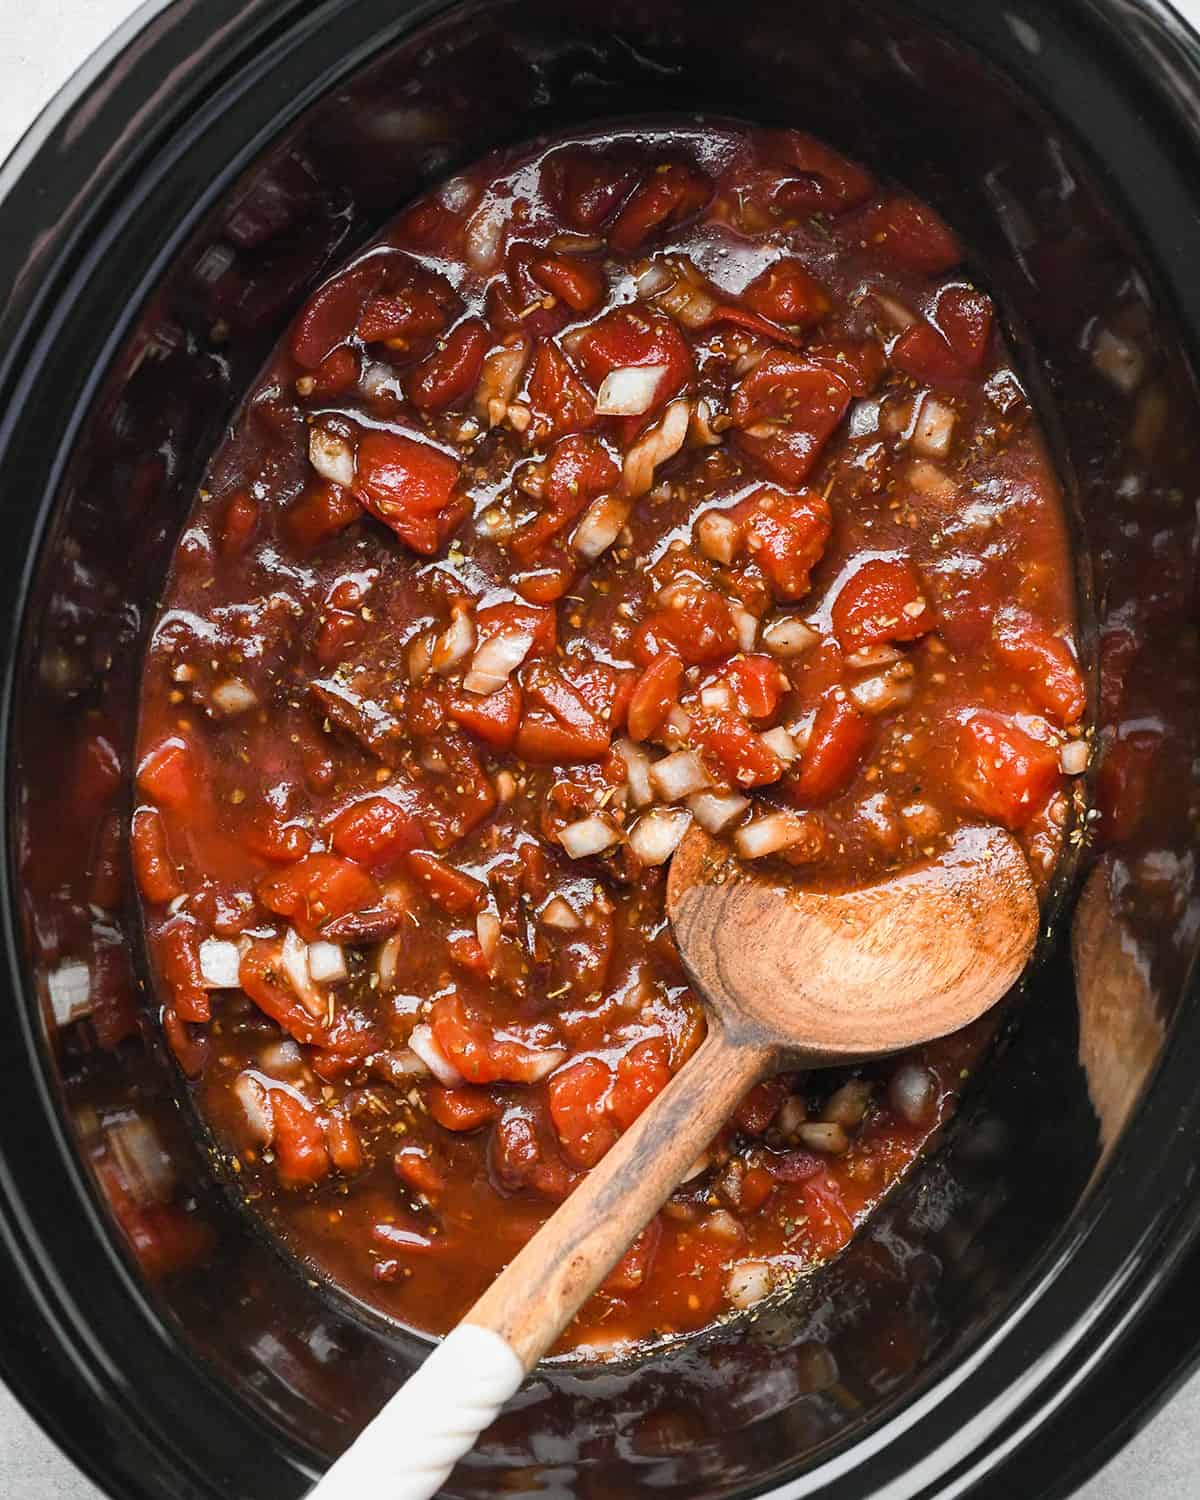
[308,821,1038,1500]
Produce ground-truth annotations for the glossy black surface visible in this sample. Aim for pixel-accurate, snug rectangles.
[2,1,1200,1497]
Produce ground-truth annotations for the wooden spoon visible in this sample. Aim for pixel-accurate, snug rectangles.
[310,822,1038,1500]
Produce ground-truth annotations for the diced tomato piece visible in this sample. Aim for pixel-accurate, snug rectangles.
[609,1038,672,1130]
[632,586,740,666]
[512,434,618,565]
[721,654,787,719]
[474,600,557,657]
[806,338,886,396]
[395,1145,445,1196]
[759,128,876,215]
[331,797,423,867]
[603,1216,662,1294]
[270,1089,331,1188]
[414,733,497,850]
[891,286,994,383]
[308,345,360,397]
[790,694,871,804]
[740,1162,775,1212]
[286,482,362,551]
[515,661,611,762]
[219,489,259,557]
[953,712,1061,829]
[542,146,639,231]
[851,195,963,274]
[627,654,684,742]
[238,940,330,1047]
[529,254,606,313]
[691,711,785,789]
[429,992,551,1085]
[326,1112,364,1174]
[549,1056,618,1167]
[241,817,313,864]
[572,306,694,411]
[428,1085,500,1132]
[734,1076,790,1133]
[158,917,209,1025]
[731,354,852,485]
[405,851,486,915]
[291,262,380,367]
[525,342,596,442]
[731,486,832,601]
[798,1170,855,1254]
[444,679,523,750]
[354,430,462,556]
[407,318,489,411]
[131,807,179,904]
[992,610,1086,725]
[136,736,196,815]
[357,287,450,346]
[259,853,379,941]
[743,259,832,329]
[449,930,491,976]
[831,556,935,651]
[607,162,712,253]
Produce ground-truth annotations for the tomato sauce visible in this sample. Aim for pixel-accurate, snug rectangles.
[132,121,1084,1354]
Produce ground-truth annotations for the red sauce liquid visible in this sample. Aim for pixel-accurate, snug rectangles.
[133,121,1081,1355]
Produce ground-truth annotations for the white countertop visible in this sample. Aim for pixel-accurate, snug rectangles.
[2,1,1198,1494]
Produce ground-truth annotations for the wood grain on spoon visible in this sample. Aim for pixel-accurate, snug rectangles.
[310,822,1039,1500]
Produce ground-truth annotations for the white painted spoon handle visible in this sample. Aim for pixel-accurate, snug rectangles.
[307,1323,522,1500]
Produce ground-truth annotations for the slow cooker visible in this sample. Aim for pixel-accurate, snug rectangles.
[2,1,1200,1495]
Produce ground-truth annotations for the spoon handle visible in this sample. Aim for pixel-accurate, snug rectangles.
[308,1026,771,1500]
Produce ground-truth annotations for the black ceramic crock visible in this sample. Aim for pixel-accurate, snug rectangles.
[3,1,1200,1496]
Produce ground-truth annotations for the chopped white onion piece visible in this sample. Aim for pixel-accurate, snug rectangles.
[463,196,507,271]
[615,736,656,807]
[913,394,957,459]
[211,677,259,717]
[889,1061,934,1124]
[661,704,693,744]
[407,629,434,683]
[872,291,917,330]
[695,510,740,564]
[199,938,242,989]
[379,1047,431,1079]
[540,895,582,931]
[849,672,914,716]
[559,815,620,859]
[650,749,711,802]
[474,342,529,426]
[595,365,669,417]
[635,260,674,297]
[475,911,501,965]
[520,1048,569,1083]
[106,1116,176,1203]
[432,608,476,674]
[1060,739,1089,775]
[463,628,534,695]
[233,1073,275,1147]
[727,1259,773,1310]
[844,644,901,670]
[571,493,632,561]
[798,1121,849,1154]
[1092,325,1144,394]
[787,712,816,752]
[377,934,403,986]
[408,1024,464,1088]
[308,941,348,984]
[48,962,91,1025]
[729,604,759,653]
[734,811,808,859]
[622,399,690,498]
[700,682,735,712]
[760,726,799,762]
[906,459,957,503]
[281,927,324,1018]
[687,789,750,833]
[308,427,355,487]
[762,615,818,658]
[655,277,718,329]
[823,1078,872,1127]
[629,807,692,866]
